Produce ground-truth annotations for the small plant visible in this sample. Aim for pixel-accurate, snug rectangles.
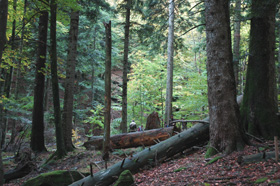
[83,105,104,133]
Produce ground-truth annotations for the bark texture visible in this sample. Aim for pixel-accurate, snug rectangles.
[83,127,175,150]
[121,0,131,133]
[233,0,241,91]
[205,0,245,155]
[0,0,8,183]
[241,0,280,139]
[62,10,79,152]
[165,0,175,124]
[103,21,112,162]
[31,4,48,152]
[50,0,66,157]
[146,111,161,130]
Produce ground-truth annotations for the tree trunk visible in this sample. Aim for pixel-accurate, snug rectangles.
[146,111,161,130]
[103,21,112,162]
[121,0,131,134]
[69,119,209,186]
[237,151,280,165]
[84,127,175,150]
[31,2,48,152]
[50,0,66,158]
[62,10,79,152]
[233,0,241,92]
[205,0,245,156]
[165,0,175,125]
[241,0,280,139]
[0,0,8,184]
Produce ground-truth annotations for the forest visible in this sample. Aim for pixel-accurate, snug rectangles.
[1,0,280,185]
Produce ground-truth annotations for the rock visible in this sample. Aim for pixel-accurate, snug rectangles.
[23,170,89,186]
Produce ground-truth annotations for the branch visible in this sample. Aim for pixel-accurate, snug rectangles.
[179,23,205,37]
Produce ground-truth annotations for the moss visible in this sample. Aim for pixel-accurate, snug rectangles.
[205,146,218,158]
[206,156,222,165]
[113,170,134,186]
[23,170,89,186]
[254,177,268,184]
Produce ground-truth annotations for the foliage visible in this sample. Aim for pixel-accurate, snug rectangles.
[83,105,104,131]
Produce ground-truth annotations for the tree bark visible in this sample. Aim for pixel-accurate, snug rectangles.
[103,21,112,162]
[121,0,131,134]
[146,111,161,130]
[205,0,245,156]
[50,0,67,158]
[237,151,280,165]
[233,0,241,92]
[165,0,175,125]
[31,1,48,152]
[84,127,175,150]
[62,10,79,152]
[241,0,280,139]
[70,119,209,186]
[0,0,8,184]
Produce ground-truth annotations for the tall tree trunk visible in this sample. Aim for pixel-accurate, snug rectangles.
[205,0,245,156]
[233,0,241,93]
[31,1,48,152]
[241,0,280,139]
[11,0,28,144]
[0,0,8,184]
[102,21,112,163]
[121,0,131,133]
[62,10,79,152]
[165,0,175,125]
[50,0,67,158]
[1,0,18,148]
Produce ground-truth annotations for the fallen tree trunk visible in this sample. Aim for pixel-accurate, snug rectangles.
[237,151,279,165]
[69,95,243,186]
[69,118,210,186]
[83,127,175,150]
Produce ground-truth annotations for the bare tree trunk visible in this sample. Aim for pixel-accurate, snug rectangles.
[205,0,245,156]
[50,0,66,158]
[121,0,131,133]
[0,0,8,183]
[165,0,175,125]
[62,10,79,152]
[31,1,48,152]
[241,0,280,139]
[233,0,241,93]
[102,21,112,164]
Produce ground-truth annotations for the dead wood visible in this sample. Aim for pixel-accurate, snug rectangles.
[237,151,280,165]
[69,118,210,186]
[83,127,175,150]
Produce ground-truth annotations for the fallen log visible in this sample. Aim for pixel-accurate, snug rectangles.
[69,95,243,186]
[69,118,210,186]
[237,151,279,165]
[83,127,175,150]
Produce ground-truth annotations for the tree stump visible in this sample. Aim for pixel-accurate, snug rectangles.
[145,111,161,130]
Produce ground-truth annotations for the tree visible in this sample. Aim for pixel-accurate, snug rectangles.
[205,0,245,156]
[165,0,175,125]
[102,21,112,166]
[120,0,131,133]
[62,9,80,152]
[0,0,8,184]
[241,0,280,139]
[50,0,67,158]
[233,0,241,92]
[31,0,48,152]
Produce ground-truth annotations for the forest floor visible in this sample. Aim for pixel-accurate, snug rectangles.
[2,139,280,186]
